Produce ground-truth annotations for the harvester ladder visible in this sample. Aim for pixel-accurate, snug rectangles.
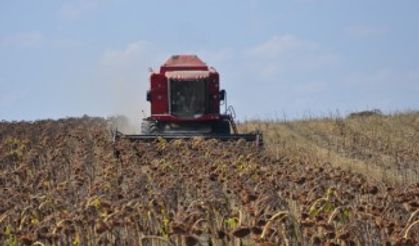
[229,116,238,134]
[226,105,238,134]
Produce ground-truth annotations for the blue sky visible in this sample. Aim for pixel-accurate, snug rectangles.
[1,0,419,123]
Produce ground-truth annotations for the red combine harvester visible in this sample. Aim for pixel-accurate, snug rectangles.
[115,55,262,145]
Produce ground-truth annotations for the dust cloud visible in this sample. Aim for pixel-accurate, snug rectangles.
[95,41,165,133]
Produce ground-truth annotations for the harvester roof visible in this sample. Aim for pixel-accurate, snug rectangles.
[160,55,208,72]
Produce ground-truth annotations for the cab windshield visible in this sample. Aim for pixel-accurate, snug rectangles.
[170,79,208,118]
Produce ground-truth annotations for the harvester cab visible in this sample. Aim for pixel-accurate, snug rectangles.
[114,55,262,146]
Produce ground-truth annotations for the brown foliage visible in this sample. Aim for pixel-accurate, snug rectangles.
[0,116,418,245]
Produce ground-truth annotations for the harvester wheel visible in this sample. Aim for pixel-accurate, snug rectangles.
[141,119,158,134]
[213,120,231,135]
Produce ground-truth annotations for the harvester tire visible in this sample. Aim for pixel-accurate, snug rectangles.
[141,119,158,134]
[213,120,231,135]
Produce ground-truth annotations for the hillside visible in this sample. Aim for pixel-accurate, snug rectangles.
[241,111,419,185]
[0,114,418,245]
